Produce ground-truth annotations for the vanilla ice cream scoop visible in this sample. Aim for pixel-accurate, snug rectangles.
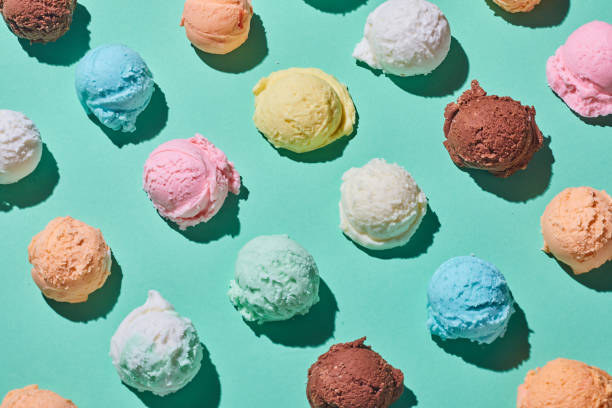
[110,290,203,396]
[340,158,427,250]
[0,110,42,184]
[353,0,451,77]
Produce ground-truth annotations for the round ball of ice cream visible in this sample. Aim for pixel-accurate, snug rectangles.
[75,44,154,133]
[427,256,515,344]
[307,338,404,408]
[547,21,612,118]
[340,158,427,250]
[353,0,451,77]
[491,0,541,13]
[228,235,320,324]
[253,67,356,153]
[110,290,203,396]
[541,187,612,275]
[443,80,543,178]
[0,110,42,184]
[0,0,76,43]
[28,216,111,303]
[180,0,253,55]
[143,134,241,230]
[517,358,612,408]
[1,385,77,408]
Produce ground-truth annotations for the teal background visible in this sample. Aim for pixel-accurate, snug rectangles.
[1,0,611,406]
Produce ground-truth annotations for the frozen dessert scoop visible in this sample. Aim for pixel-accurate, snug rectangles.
[541,187,612,275]
[517,358,612,408]
[28,216,111,303]
[110,290,203,396]
[0,0,76,43]
[353,0,451,77]
[427,256,515,344]
[253,68,356,153]
[143,134,240,230]
[547,21,612,118]
[491,0,541,13]
[443,80,543,177]
[0,110,42,184]
[181,0,253,54]
[228,235,320,324]
[307,338,404,408]
[1,385,77,408]
[75,44,154,133]
[340,158,427,250]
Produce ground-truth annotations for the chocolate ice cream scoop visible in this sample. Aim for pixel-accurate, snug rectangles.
[307,338,404,408]
[443,80,543,178]
[0,0,76,43]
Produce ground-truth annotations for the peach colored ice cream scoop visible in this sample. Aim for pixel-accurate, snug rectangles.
[180,0,253,55]
[1,384,77,407]
[492,0,541,13]
[28,216,111,303]
[541,187,612,275]
[517,358,612,408]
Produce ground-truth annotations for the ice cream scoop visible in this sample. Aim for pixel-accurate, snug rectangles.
[427,256,515,344]
[443,80,543,177]
[547,21,612,118]
[1,385,77,408]
[28,216,111,303]
[541,187,612,275]
[143,134,240,230]
[180,0,253,54]
[75,44,154,133]
[110,290,203,396]
[307,338,404,408]
[353,0,451,77]
[228,235,320,324]
[491,0,541,13]
[340,158,427,250]
[0,0,76,43]
[253,67,356,153]
[517,358,612,408]
[0,110,42,184]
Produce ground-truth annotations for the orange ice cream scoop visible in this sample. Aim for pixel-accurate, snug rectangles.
[180,0,253,55]
[517,358,612,408]
[492,0,541,13]
[1,384,77,407]
[541,187,612,275]
[28,216,111,303]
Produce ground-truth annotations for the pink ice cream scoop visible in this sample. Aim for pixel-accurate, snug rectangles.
[546,21,612,118]
[143,134,240,230]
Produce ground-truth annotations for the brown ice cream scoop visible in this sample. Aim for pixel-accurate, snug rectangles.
[0,0,76,43]
[307,338,404,408]
[443,80,543,178]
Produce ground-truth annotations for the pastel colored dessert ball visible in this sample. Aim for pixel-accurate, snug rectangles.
[307,338,404,408]
[28,216,111,303]
[228,235,320,324]
[547,21,612,118]
[443,80,543,178]
[0,0,76,43]
[110,290,203,396]
[427,256,515,344]
[492,0,541,13]
[353,0,451,77]
[253,67,356,153]
[143,134,240,230]
[541,187,612,275]
[340,158,427,250]
[180,0,253,54]
[517,358,612,408]
[0,110,42,184]
[1,384,76,408]
[75,44,154,133]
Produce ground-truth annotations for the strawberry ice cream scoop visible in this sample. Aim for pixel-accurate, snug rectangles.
[143,134,240,230]
[546,21,612,118]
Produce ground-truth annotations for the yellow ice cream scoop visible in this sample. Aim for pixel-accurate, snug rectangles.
[492,0,541,13]
[253,68,356,153]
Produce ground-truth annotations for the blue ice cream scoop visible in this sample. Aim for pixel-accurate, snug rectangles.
[75,44,154,133]
[427,256,515,344]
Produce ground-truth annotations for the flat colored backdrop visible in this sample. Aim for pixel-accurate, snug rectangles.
[1,0,611,406]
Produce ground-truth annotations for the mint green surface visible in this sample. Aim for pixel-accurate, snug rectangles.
[1,1,611,407]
